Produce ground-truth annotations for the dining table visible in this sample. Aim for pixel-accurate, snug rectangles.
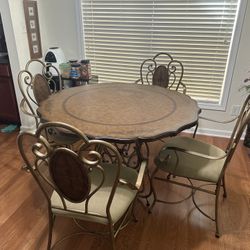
[38,82,200,143]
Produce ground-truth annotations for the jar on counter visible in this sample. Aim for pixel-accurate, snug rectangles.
[70,63,81,79]
[69,59,78,64]
[59,62,71,78]
[80,59,91,79]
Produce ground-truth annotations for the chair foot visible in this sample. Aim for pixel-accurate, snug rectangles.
[132,210,138,223]
[21,164,30,173]
[215,233,220,238]
[148,200,155,214]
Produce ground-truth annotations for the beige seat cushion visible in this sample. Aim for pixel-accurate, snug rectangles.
[155,137,226,183]
[51,163,138,224]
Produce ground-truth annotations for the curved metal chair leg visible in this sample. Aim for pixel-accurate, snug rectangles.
[148,167,159,213]
[167,173,172,179]
[21,164,30,172]
[132,203,139,222]
[109,224,116,250]
[192,121,199,138]
[215,184,221,238]
[47,211,54,250]
[222,175,227,198]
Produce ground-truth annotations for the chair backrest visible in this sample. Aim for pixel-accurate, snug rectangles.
[17,122,123,218]
[33,74,51,104]
[139,52,186,93]
[18,59,62,127]
[223,94,250,172]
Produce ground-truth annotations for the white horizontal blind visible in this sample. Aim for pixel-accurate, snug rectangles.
[81,0,239,103]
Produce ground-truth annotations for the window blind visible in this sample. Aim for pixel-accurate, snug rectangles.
[80,0,239,103]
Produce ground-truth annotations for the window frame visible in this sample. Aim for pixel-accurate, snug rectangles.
[75,0,247,111]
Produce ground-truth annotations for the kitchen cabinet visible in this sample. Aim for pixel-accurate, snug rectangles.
[0,63,20,124]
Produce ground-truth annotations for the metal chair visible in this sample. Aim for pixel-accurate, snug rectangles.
[150,94,250,237]
[136,53,195,192]
[136,52,198,138]
[17,121,147,250]
[18,59,79,147]
[18,59,61,128]
[135,52,187,94]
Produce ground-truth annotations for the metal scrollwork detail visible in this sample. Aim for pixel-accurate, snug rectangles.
[138,52,186,94]
[32,141,49,160]
[99,142,149,169]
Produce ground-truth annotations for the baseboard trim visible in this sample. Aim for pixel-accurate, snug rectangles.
[186,127,245,140]
[20,124,36,133]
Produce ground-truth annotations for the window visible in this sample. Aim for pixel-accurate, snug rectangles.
[79,0,243,107]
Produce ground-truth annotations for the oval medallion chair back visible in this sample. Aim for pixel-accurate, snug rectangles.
[17,122,147,250]
[150,93,250,237]
[136,52,187,94]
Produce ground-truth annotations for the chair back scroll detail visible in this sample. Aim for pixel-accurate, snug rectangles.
[18,59,62,128]
[139,52,186,94]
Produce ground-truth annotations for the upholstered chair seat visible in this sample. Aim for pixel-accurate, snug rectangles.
[51,163,138,224]
[155,137,226,183]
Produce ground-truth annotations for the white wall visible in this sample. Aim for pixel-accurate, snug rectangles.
[1,0,250,136]
[38,0,81,61]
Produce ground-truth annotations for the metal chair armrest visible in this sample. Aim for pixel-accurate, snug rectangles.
[135,159,147,189]
[193,115,238,138]
[161,146,227,160]
[119,159,147,190]
[119,178,138,190]
[199,116,238,124]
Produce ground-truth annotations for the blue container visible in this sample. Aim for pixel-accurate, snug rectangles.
[70,63,81,79]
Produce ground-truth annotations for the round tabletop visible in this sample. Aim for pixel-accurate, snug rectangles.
[38,83,200,142]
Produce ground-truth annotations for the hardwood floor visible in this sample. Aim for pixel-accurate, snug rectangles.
[0,128,250,250]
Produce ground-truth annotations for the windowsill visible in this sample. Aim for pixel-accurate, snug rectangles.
[197,101,226,112]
